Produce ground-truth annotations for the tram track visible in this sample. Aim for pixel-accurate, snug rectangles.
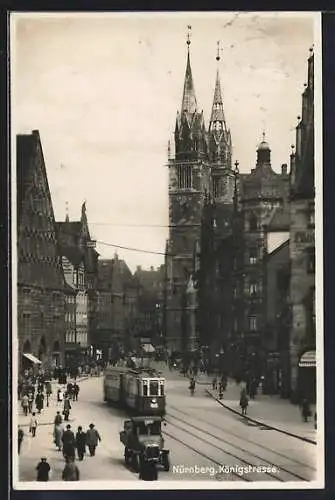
[168,404,316,474]
[163,428,251,482]
[165,409,312,482]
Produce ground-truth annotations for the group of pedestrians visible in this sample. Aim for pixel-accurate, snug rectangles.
[212,375,227,399]
[34,418,102,482]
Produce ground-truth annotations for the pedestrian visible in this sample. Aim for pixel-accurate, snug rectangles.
[301,397,311,422]
[21,394,29,416]
[35,391,44,414]
[62,457,80,481]
[218,382,224,400]
[139,454,158,481]
[212,377,217,390]
[240,389,249,417]
[54,424,63,451]
[57,388,64,403]
[75,426,86,461]
[62,424,76,461]
[86,423,101,457]
[29,412,38,437]
[36,457,51,481]
[54,410,62,426]
[73,383,80,402]
[63,395,71,421]
[18,427,24,454]
[314,411,317,429]
[27,390,34,413]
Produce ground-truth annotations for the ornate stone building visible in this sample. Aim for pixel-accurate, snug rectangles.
[17,130,66,370]
[165,39,210,352]
[233,138,290,380]
[289,48,315,403]
[56,203,99,363]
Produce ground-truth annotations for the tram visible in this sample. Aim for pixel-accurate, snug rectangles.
[103,366,166,416]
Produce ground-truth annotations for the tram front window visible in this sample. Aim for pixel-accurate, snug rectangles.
[149,380,159,396]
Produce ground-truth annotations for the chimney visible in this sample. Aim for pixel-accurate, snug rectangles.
[281,164,288,175]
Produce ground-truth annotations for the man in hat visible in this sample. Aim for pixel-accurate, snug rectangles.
[36,457,51,481]
[62,424,75,461]
[86,423,101,457]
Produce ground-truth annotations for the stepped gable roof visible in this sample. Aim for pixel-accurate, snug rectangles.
[17,134,36,222]
[267,205,290,231]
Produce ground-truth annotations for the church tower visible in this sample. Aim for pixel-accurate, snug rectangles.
[165,30,210,352]
[208,43,235,210]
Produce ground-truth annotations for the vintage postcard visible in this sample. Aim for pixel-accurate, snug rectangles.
[10,11,323,490]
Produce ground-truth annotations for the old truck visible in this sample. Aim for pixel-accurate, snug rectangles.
[119,416,170,472]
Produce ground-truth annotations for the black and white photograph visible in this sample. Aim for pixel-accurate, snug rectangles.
[11,11,323,489]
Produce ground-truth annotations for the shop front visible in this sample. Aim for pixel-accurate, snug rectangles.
[298,350,316,403]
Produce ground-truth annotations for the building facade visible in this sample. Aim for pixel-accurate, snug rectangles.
[95,255,140,360]
[56,203,98,364]
[289,49,315,403]
[165,41,210,353]
[17,130,66,371]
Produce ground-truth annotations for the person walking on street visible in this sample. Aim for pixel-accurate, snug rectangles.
[75,426,86,461]
[54,423,63,451]
[18,427,24,454]
[301,397,311,422]
[86,423,101,457]
[29,412,38,437]
[62,457,80,481]
[212,377,217,390]
[240,389,249,417]
[73,383,80,402]
[21,394,29,416]
[35,391,44,414]
[62,424,76,461]
[54,411,62,427]
[28,390,34,413]
[63,395,71,421]
[36,457,51,481]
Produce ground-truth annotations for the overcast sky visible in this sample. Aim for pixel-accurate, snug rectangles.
[12,12,316,272]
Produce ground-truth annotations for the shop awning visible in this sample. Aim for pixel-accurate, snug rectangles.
[23,353,42,364]
[141,344,155,353]
[298,351,316,368]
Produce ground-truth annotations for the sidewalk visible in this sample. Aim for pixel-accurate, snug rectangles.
[18,375,90,428]
[205,379,317,443]
[17,376,102,481]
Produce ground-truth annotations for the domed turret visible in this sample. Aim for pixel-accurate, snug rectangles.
[256,131,271,166]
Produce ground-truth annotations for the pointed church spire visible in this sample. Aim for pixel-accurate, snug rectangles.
[210,41,225,124]
[181,26,197,114]
[65,201,69,222]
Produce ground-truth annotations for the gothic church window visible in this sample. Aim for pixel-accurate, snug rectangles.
[177,165,192,189]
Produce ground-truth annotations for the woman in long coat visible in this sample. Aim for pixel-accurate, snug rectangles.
[35,392,44,413]
[54,424,63,451]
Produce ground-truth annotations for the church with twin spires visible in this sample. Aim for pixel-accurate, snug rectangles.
[164,35,291,360]
[164,36,236,353]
